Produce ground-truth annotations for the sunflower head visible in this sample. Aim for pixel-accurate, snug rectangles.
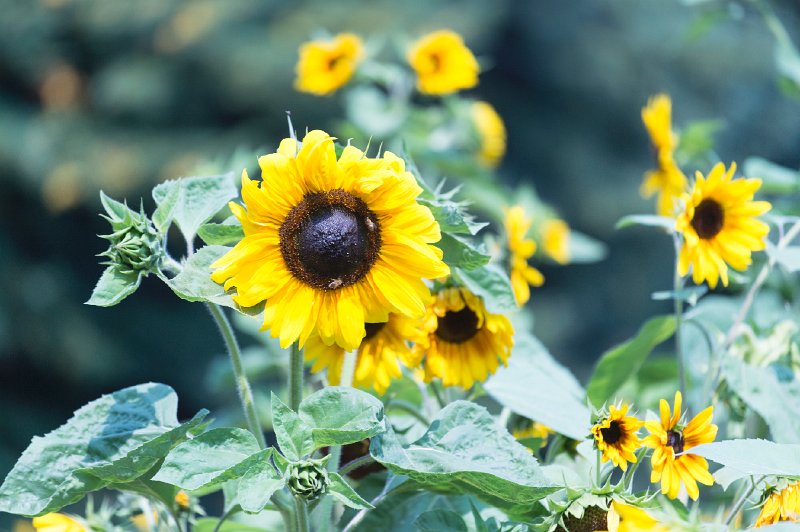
[98,199,163,276]
[295,33,364,96]
[470,100,506,167]
[287,457,331,501]
[211,130,449,351]
[755,481,800,527]
[542,218,571,264]
[32,513,88,532]
[504,206,544,306]
[675,162,771,288]
[590,403,643,472]
[407,29,479,95]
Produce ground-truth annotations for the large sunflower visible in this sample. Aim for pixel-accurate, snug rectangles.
[675,162,771,289]
[407,30,479,95]
[641,94,687,217]
[415,286,513,389]
[643,391,717,500]
[504,206,544,306]
[295,33,364,96]
[304,313,424,394]
[211,130,450,351]
[755,481,800,527]
[591,403,643,472]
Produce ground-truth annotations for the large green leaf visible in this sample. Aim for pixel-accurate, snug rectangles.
[370,401,560,513]
[234,455,286,513]
[586,315,676,407]
[198,218,245,246]
[85,266,142,307]
[743,157,799,195]
[614,215,674,231]
[414,510,468,532]
[271,393,313,461]
[452,264,516,314]
[438,233,491,271]
[0,383,208,517]
[690,439,800,477]
[164,245,235,308]
[328,472,373,510]
[485,334,590,441]
[194,518,271,532]
[298,387,385,449]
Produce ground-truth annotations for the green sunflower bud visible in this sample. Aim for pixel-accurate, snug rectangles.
[286,458,330,501]
[98,196,163,276]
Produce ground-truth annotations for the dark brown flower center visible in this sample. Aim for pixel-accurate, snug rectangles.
[667,429,685,454]
[363,322,385,341]
[691,199,724,239]
[327,54,344,71]
[600,421,622,444]
[435,306,480,344]
[280,190,381,291]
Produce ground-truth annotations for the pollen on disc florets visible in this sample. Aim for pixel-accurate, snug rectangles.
[99,204,163,276]
[279,189,381,291]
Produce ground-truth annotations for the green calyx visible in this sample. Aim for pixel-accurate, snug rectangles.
[286,457,330,501]
[99,199,163,276]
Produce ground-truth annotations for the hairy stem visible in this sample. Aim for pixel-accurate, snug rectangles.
[725,476,763,526]
[386,399,430,426]
[295,496,310,532]
[673,235,687,398]
[339,454,377,477]
[289,342,304,411]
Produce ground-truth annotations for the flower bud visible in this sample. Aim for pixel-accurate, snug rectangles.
[99,202,163,275]
[286,458,330,501]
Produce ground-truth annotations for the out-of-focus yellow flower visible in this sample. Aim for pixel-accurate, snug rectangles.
[609,501,668,532]
[591,403,643,472]
[640,94,687,217]
[504,206,544,306]
[31,513,86,532]
[470,101,506,167]
[131,511,158,532]
[175,489,190,510]
[513,422,552,450]
[295,33,364,95]
[755,481,800,527]
[541,218,571,264]
[675,162,771,289]
[408,30,479,95]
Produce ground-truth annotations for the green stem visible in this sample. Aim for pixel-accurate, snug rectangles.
[622,447,647,490]
[430,380,447,409]
[595,449,602,487]
[339,454,377,477]
[386,399,430,426]
[725,475,762,526]
[290,342,304,411]
[673,235,687,399]
[295,496,310,532]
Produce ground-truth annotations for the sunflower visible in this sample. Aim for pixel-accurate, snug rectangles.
[755,481,800,527]
[513,421,553,451]
[640,94,687,217]
[504,205,544,306]
[470,101,506,167]
[609,502,668,532]
[643,391,717,500]
[591,403,643,472]
[175,490,190,511]
[407,29,479,95]
[211,130,450,351]
[415,286,513,389]
[295,33,364,96]
[304,313,424,394]
[31,514,86,532]
[675,162,771,289]
[541,218,571,264]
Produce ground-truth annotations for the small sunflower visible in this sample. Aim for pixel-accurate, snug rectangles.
[175,490,190,511]
[407,29,479,95]
[643,391,717,500]
[504,205,544,306]
[295,33,364,96]
[304,313,424,394]
[470,101,506,167]
[591,403,643,472]
[513,421,553,451]
[31,514,87,532]
[640,94,687,217]
[211,130,450,351]
[675,162,771,289]
[609,501,668,532]
[541,218,571,264]
[416,286,514,389]
[755,481,800,527]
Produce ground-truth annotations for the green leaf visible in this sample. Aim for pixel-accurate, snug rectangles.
[198,219,245,246]
[438,232,491,270]
[743,157,800,195]
[152,173,238,246]
[164,245,235,308]
[0,383,208,517]
[152,179,181,233]
[567,230,608,264]
[235,454,286,513]
[152,427,261,491]
[328,472,374,510]
[615,215,674,231]
[193,518,270,532]
[370,401,560,513]
[767,243,800,273]
[346,85,409,137]
[414,510,468,532]
[271,392,313,461]
[298,387,385,449]
[690,439,800,477]
[485,334,590,441]
[586,315,676,407]
[418,184,488,236]
[676,119,724,161]
[452,264,516,314]
[85,266,142,307]
[776,43,800,99]
[100,191,135,221]
[651,286,707,306]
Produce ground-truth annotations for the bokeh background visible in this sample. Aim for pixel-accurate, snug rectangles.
[1,1,799,526]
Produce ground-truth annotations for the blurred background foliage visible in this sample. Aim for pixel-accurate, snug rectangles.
[1,0,799,526]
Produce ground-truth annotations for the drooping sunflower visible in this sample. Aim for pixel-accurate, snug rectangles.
[755,481,800,527]
[675,162,771,289]
[407,29,479,95]
[591,403,643,472]
[211,130,450,351]
[295,33,364,96]
[641,94,687,217]
[643,391,717,500]
[415,286,514,389]
[541,218,571,265]
[504,205,544,306]
[470,101,506,167]
[609,502,668,532]
[304,313,425,394]
[32,514,87,532]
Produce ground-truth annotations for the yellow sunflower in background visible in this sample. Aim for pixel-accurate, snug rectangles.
[591,403,643,472]
[416,286,513,389]
[609,502,668,532]
[504,205,544,306]
[470,101,506,167]
[643,391,717,500]
[295,33,364,95]
[641,94,687,217]
[513,421,553,451]
[541,218,571,264]
[755,481,800,527]
[408,29,479,95]
[31,514,86,532]
[304,313,424,394]
[675,162,771,289]
[211,130,450,351]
